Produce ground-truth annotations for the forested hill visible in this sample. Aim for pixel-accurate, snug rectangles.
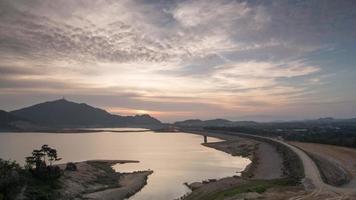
[8,99,162,129]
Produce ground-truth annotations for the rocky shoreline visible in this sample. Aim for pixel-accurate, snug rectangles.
[58,160,153,200]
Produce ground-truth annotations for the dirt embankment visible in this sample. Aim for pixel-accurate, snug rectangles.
[309,153,350,186]
[290,141,356,187]
[182,131,290,200]
[183,131,356,200]
[58,160,153,200]
[182,131,351,200]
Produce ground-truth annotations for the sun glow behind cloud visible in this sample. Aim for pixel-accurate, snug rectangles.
[1,0,356,122]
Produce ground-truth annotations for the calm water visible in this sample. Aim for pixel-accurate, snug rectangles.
[0,130,250,200]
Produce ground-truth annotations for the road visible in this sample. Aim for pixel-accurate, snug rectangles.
[229,132,356,198]
[186,129,356,199]
[190,129,356,199]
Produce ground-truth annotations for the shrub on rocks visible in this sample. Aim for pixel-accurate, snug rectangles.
[65,162,77,171]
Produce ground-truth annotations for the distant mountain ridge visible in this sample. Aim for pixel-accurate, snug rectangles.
[3,99,355,132]
[8,99,162,129]
[174,119,258,127]
[174,117,356,128]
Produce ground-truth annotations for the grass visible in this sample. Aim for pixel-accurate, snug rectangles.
[86,161,120,187]
[24,173,63,200]
[218,179,293,200]
[87,161,115,174]
[191,179,295,200]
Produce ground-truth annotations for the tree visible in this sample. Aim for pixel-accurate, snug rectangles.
[26,145,62,168]
[25,145,62,180]
[47,148,61,166]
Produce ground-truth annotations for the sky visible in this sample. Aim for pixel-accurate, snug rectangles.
[0,0,356,122]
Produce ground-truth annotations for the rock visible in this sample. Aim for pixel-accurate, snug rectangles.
[65,162,77,171]
[188,182,203,190]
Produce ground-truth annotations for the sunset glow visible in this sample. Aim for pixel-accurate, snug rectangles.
[135,110,149,115]
[0,0,355,122]
[2,2,356,200]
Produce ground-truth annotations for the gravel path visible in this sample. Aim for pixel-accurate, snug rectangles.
[253,142,283,179]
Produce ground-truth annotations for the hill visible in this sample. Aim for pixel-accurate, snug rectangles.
[0,110,37,131]
[174,119,258,127]
[10,99,162,128]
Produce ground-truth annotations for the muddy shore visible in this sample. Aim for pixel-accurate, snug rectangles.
[187,130,284,179]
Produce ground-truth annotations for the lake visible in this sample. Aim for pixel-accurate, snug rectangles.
[0,130,250,200]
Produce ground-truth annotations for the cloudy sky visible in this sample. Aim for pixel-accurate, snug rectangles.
[0,0,356,122]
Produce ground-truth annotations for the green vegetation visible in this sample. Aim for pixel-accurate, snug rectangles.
[240,150,258,178]
[189,179,294,200]
[214,179,292,200]
[87,161,114,174]
[0,145,64,200]
[25,145,62,180]
[0,159,24,200]
[213,179,294,200]
[87,161,119,187]
[205,119,356,148]
[24,178,62,200]
[285,131,356,148]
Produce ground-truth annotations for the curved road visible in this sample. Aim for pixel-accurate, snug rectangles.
[188,130,356,198]
[233,132,356,198]
[272,138,355,194]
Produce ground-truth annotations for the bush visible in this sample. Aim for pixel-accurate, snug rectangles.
[0,159,24,199]
[254,185,267,193]
[65,162,77,171]
[30,166,62,180]
[0,144,65,200]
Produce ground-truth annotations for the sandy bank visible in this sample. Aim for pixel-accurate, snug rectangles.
[58,160,153,200]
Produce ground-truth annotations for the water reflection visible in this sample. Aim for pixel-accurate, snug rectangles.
[0,130,250,200]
